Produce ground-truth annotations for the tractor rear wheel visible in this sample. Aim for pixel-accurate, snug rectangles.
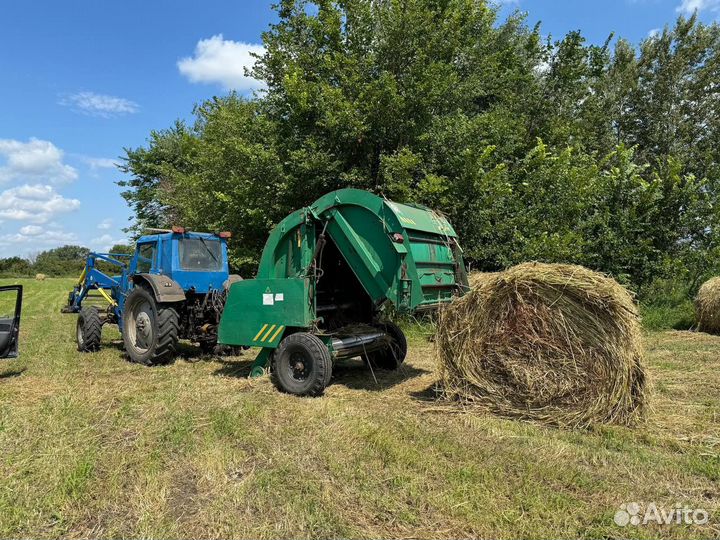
[362,321,407,370]
[77,306,102,352]
[271,333,332,397]
[122,286,179,366]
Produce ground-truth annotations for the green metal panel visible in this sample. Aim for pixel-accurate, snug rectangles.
[218,277,312,348]
[309,190,412,308]
[323,207,395,303]
[384,200,458,237]
[308,189,465,311]
[256,210,315,279]
[406,231,458,306]
[218,188,468,347]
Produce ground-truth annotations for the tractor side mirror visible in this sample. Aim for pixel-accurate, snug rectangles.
[0,285,22,359]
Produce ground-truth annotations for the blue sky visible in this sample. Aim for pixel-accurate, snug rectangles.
[0,0,718,257]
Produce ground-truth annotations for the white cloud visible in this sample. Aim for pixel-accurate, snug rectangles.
[59,91,139,118]
[83,157,118,170]
[178,35,265,91]
[676,0,720,15]
[0,184,81,224]
[97,218,113,230]
[0,228,78,246]
[19,225,44,236]
[647,28,661,38]
[92,233,114,244]
[90,233,128,252]
[0,138,78,184]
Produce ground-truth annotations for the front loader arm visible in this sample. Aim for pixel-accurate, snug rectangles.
[61,253,127,313]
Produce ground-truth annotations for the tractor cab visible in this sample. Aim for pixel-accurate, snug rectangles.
[130,228,231,293]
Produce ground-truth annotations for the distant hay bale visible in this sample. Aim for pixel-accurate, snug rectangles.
[436,262,648,428]
[35,273,46,281]
[695,277,720,334]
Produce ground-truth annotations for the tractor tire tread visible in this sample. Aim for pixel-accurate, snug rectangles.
[122,287,179,366]
[77,306,102,352]
[152,305,179,365]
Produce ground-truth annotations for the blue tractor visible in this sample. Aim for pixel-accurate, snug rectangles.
[63,227,239,365]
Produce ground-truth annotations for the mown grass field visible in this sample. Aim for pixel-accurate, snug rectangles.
[0,278,718,539]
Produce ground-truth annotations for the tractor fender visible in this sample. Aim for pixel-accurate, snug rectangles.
[132,274,186,303]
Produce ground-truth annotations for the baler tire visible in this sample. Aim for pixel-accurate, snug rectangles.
[271,333,332,397]
[362,321,407,370]
[77,306,102,352]
[122,286,179,366]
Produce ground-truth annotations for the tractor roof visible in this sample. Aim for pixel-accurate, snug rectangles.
[136,230,226,243]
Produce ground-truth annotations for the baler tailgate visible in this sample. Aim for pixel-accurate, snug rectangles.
[406,232,459,307]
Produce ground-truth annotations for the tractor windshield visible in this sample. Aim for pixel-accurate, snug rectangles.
[179,237,223,271]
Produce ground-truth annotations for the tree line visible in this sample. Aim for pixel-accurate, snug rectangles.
[0,245,132,277]
[119,0,720,298]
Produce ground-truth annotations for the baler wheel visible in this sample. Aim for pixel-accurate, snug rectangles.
[271,333,332,397]
[362,321,407,370]
[122,286,179,366]
[77,306,102,352]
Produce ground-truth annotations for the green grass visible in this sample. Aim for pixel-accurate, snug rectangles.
[640,301,696,331]
[637,276,698,331]
[0,278,718,538]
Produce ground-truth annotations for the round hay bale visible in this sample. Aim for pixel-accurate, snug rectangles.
[35,273,46,281]
[436,262,648,428]
[468,271,500,288]
[695,277,720,334]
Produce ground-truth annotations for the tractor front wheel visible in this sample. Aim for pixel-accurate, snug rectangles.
[77,306,102,352]
[122,286,179,366]
[271,333,332,397]
[362,321,407,370]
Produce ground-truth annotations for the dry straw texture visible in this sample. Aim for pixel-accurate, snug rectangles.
[695,277,720,334]
[437,263,648,428]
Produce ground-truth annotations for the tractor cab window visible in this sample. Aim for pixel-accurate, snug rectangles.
[136,242,156,273]
[179,237,222,271]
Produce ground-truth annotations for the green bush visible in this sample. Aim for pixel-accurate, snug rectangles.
[638,277,698,331]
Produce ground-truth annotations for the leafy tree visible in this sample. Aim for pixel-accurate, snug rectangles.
[119,2,720,294]
[0,257,32,277]
[118,121,199,237]
[108,244,133,255]
[33,245,90,277]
